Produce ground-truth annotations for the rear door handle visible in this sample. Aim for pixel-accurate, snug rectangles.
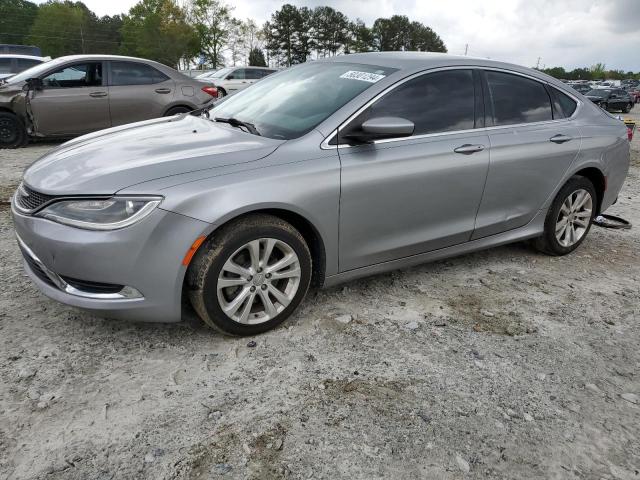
[454,144,485,154]
[155,88,171,94]
[89,91,107,98]
[550,134,573,144]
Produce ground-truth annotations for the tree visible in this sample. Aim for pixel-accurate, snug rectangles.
[0,0,39,45]
[372,15,446,52]
[189,0,234,68]
[121,0,197,68]
[590,63,606,80]
[311,6,349,57]
[248,47,266,66]
[28,1,94,57]
[346,19,374,53]
[265,4,311,67]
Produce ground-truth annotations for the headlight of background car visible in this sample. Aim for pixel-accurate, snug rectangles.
[38,197,162,230]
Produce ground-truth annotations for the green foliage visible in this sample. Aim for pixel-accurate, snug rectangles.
[0,0,39,45]
[248,47,266,66]
[372,15,446,52]
[347,19,374,53]
[264,4,313,67]
[189,0,233,68]
[120,0,197,68]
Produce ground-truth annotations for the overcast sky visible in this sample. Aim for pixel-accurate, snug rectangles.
[35,0,640,71]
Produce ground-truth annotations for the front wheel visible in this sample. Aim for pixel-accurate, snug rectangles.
[187,214,312,336]
[533,176,596,256]
[0,112,27,149]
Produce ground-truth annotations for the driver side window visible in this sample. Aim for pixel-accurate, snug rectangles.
[42,62,103,89]
[340,69,476,143]
[226,69,245,80]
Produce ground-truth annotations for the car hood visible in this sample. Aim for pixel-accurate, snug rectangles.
[23,114,284,195]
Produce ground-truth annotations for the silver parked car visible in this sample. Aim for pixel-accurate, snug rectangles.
[12,52,630,335]
[194,66,277,97]
[0,55,217,148]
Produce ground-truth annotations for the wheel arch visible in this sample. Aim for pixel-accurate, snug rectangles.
[162,103,196,116]
[188,207,327,288]
[573,166,606,214]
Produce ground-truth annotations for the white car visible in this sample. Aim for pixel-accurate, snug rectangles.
[0,54,47,80]
[195,66,277,97]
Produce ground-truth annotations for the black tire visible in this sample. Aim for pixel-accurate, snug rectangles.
[0,112,27,149]
[164,106,192,116]
[623,103,632,113]
[187,214,312,336]
[217,88,227,98]
[533,176,597,256]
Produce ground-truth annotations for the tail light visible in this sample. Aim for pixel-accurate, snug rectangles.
[201,86,218,98]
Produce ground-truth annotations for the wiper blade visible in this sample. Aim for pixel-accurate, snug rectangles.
[214,117,261,136]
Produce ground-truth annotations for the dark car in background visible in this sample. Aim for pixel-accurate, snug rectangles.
[0,54,218,148]
[585,88,634,113]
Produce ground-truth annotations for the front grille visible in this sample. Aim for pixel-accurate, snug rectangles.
[15,183,57,213]
[60,276,124,294]
[20,247,57,288]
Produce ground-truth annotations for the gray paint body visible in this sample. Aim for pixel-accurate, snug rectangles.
[11,52,630,322]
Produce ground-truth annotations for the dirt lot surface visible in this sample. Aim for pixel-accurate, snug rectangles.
[1,114,639,480]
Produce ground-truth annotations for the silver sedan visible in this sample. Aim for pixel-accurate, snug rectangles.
[12,52,630,335]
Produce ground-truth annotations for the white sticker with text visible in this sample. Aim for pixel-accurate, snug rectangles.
[339,70,386,83]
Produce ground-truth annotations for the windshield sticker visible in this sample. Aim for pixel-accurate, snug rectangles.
[340,70,386,83]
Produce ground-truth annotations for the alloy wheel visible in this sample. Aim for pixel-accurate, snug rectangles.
[555,189,593,247]
[216,238,301,324]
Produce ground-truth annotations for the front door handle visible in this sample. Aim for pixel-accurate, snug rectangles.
[89,91,107,98]
[155,88,171,94]
[454,144,485,154]
[550,134,573,144]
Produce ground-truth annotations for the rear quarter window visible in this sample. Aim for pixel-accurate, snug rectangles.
[552,88,578,118]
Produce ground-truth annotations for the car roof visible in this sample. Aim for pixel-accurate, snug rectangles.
[0,54,46,60]
[319,51,570,91]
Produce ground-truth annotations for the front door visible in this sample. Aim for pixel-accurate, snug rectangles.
[223,68,248,94]
[338,69,490,271]
[29,61,110,136]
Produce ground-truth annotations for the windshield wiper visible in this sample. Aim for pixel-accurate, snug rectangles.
[214,117,261,136]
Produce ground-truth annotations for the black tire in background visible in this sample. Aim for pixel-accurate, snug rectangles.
[0,112,27,149]
[533,176,597,256]
[187,214,312,336]
[164,106,192,116]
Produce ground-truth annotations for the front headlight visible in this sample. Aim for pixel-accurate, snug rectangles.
[38,196,162,230]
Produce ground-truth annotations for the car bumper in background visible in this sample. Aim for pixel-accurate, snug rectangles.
[11,202,210,323]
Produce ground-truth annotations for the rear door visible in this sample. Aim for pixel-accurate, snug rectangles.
[107,60,175,126]
[29,61,110,136]
[472,70,582,239]
[338,68,490,271]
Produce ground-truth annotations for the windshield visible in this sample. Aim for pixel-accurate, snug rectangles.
[5,57,63,84]
[211,61,397,140]
[210,67,234,79]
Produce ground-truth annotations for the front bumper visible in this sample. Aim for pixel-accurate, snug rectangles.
[11,201,210,323]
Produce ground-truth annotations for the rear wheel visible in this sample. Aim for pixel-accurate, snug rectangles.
[623,103,632,113]
[0,112,27,149]
[187,214,312,336]
[533,176,596,256]
[217,88,227,98]
[164,106,192,116]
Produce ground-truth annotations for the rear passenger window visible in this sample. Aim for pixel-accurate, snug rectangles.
[346,69,476,138]
[111,61,169,86]
[486,71,552,125]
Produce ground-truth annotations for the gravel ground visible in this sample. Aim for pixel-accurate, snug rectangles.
[0,114,639,480]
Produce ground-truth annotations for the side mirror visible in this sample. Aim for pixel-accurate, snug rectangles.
[343,116,415,143]
[23,77,43,91]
